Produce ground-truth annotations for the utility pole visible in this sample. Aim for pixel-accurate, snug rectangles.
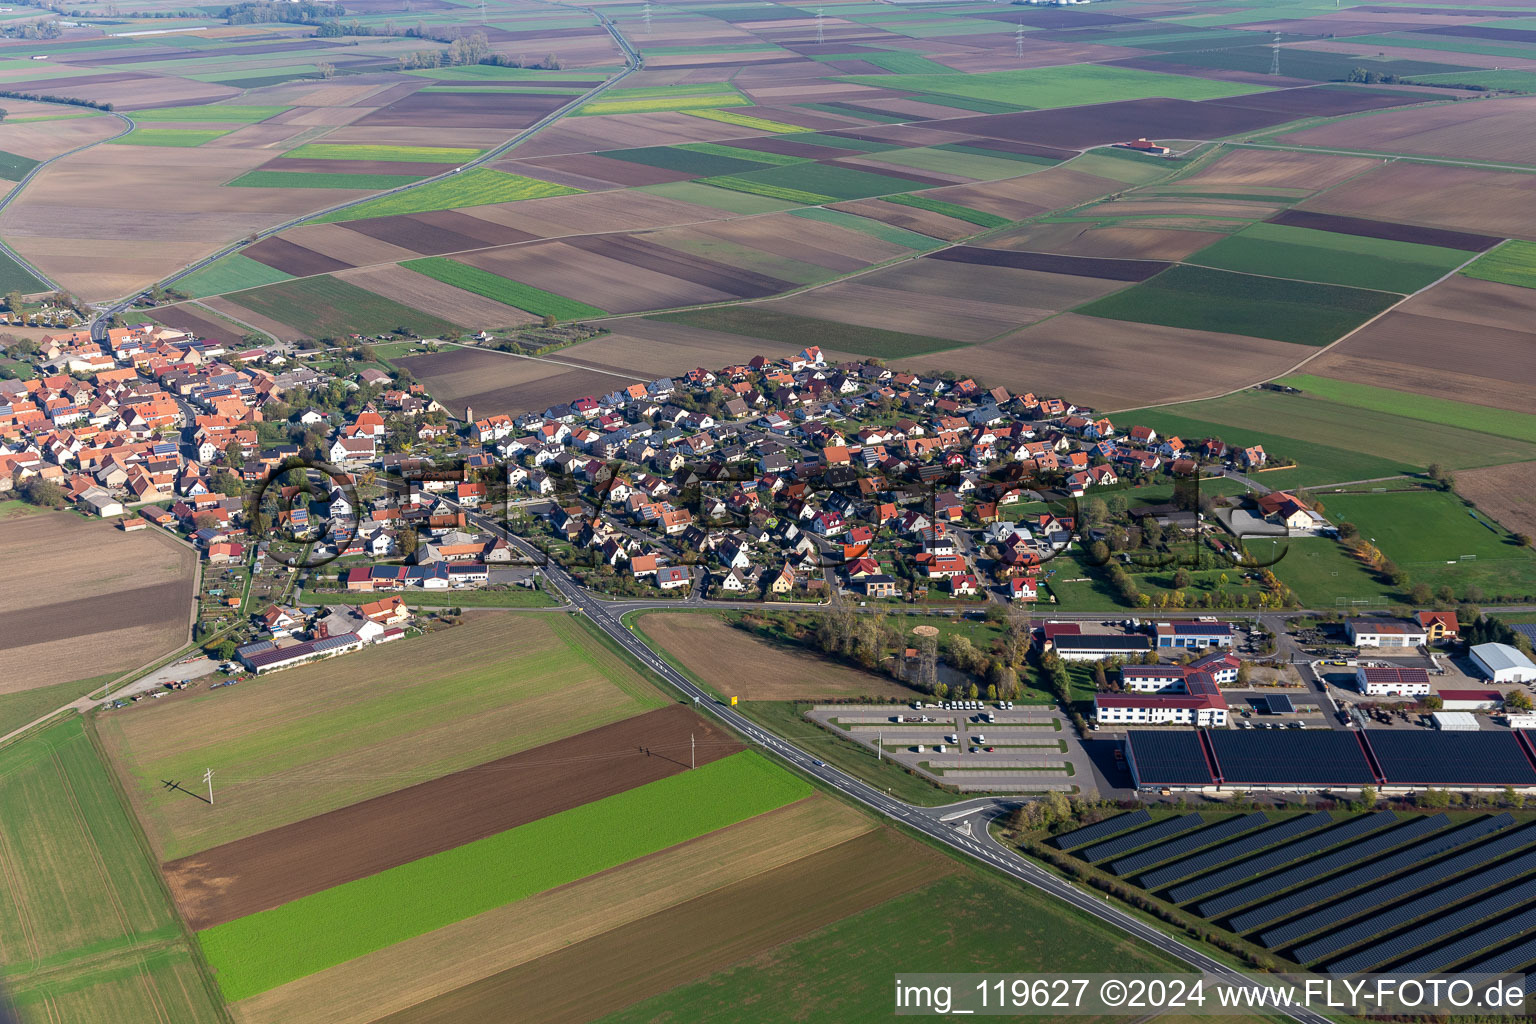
[203,768,215,806]
[877,729,882,761]
[691,733,696,770]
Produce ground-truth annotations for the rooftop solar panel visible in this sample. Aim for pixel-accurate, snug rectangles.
[1365,730,1536,786]
[1207,729,1375,785]
[1125,731,1214,786]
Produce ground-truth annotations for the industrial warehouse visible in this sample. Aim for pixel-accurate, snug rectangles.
[1124,729,1536,794]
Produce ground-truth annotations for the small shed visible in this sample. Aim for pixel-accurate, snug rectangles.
[1431,711,1480,732]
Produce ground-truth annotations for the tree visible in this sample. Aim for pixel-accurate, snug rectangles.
[18,477,65,507]
[1506,689,1533,712]
[1357,785,1378,811]
[1418,787,1450,809]
[1410,582,1433,605]
[3,290,22,313]
[214,638,239,662]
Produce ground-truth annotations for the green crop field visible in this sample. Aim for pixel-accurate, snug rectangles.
[1319,489,1536,600]
[839,63,1270,108]
[1278,375,1536,444]
[639,180,803,214]
[132,104,288,122]
[705,175,832,204]
[1462,239,1536,290]
[1134,46,1471,82]
[599,871,1184,1024]
[225,275,460,340]
[680,141,805,166]
[0,148,39,181]
[790,206,942,249]
[313,169,580,223]
[1186,221,1468,293]
[280,143,483,163]
[862,145,1048,183]
[173,253,294,298]
[1077,264,1400,346]
[655,307,959,359]
[0,720,225,1024]
[601,144,779,177]
[402,257,608,319]
[107,127,231,147]
[197,752,810,1001]
[0,247,47,295]
[577,92,749,115]
[709,162,936,201]
[682,107,804,132]
[882,192,1009,227]
[1408,69,1536,92]
[227,170,425,190]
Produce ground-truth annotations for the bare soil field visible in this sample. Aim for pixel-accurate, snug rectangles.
[276,223,421,267]
[335,265,536,329]
[1078,196,1288,221]
[353,92,567,130]
[1304,350,1535,414]
[462,188,724,239]
[395,346,639,417]
[905,312,1307,410]
[827,198,977,241]
[0,114,122,161]
[1455,461,1536,539]
[510,112,754,160]
[983,221,1227,259]
[1280,95,1536,166]
[563,231,795,298]
[461,239,738,314]
[147,303,246,346]
[1301,163,1536,241]
[164,705,740,929]
[927,165,1123,220]
[928,246,1170,281]
[243,237,353,276]
[639,613,917,700]
[0,513,194,692]
[1182,147,1380,191]
[1298,39,1536,70]
[561,320,860,377]
[664,211,917,269]
[202,296,309,343]
[1268,209,1500,251]
[229,795,871,1024]
[98,614,665,859]
[371,827,951,1024]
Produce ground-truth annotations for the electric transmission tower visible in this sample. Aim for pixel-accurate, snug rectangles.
[816,6,824,45]
[1015,21,1025,59]
[1270,32,1281,76]
[642,1,652,33]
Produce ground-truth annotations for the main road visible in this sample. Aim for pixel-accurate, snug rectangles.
[457,504,1329,1024]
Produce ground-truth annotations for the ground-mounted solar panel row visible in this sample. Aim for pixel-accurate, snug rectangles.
[1328,876,1536,974]
[1079,813,1203,863]
[1139,812,1332,893]
[1466,935,1536,978]
[1170,809,1396,908]
[1197,813,1442,919]
[1052,809,1150,850]
[1242,814,1516,939]
[1395,903,1536,976]
[1109,812,1269,877]
[1260,817,1529,949]
[1293,846,1536,965]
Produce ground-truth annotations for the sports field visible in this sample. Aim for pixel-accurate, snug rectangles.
[223,275,460,340]
[402,257,607,319]
[0,720,224,1024]
[313,170,580,223]
[1077,265,1400,347]
[198,752,810,1001]
[98,614,668,858]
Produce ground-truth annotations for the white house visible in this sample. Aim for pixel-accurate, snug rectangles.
[1355,665,1431,696]
[1348,619,1428,649]
[1472,643,1536,684]
[1095,692,1227,727]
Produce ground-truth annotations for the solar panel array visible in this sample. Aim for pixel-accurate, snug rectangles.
[1264,694,1294,714]
[1327,876,1536,974]
[1466,934,1536,977]
[1206,729,1377,785]
[1293,846,1536,965]
[1052,809,1151,850]
[1109,813,1269,877]
[1079,813,1204,863]
[1140,812,1332,892]
[1124,731,1213,786]
[1394,903,1536,976]
[1237,813,1511,938]
[1364,730,1536,786]
[1190,811,1423,917]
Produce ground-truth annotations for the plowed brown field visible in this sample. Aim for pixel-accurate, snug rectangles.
[1455,461,1536,539]
[372,827,951,1024]
[164,704,739,929]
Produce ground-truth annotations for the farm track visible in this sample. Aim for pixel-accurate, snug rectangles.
[162,704,740,929]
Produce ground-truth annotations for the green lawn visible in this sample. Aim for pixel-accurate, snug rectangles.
[596,871,1185,1024]
[839,63,1271,108]
[402,257,608,319]
[1461,239,1536,290]
[173,253,294,297]
[1077,264,1400,347]
[0,720,224,1023]
[226,170,425,190]
[225,275,460,340]
[653,308,959,359]
[1268,536,1399,609]
[1186,221,1468,293]
[312,169,580,224]
[197,752,810,1001]
[1278,374,1536,444]
[1321,489,1536,600]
